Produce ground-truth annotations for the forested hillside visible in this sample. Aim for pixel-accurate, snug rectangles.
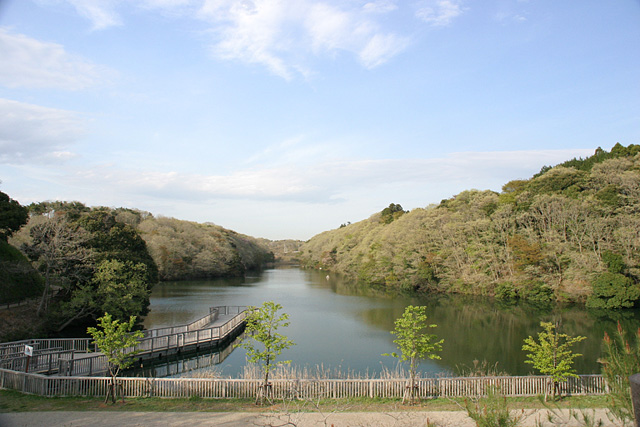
[5,201,273,336]
[300,143,640,308]
[137,216,273,280]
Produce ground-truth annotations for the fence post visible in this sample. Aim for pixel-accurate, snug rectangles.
[629,373,640,427]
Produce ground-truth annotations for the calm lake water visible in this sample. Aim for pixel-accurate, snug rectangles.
[140,267,640,378]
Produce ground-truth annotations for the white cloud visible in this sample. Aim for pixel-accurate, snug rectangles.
[40,0,410,79]
[415,0,466,27]
[57,148,595,206]
[64,0,122,30]
[199,0,408,79]
[0,28,111,90]
[359,33,409,68]
[0,99,85,164]
[363,1,398,14]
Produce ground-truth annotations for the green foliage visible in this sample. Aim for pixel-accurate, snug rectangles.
[86,312,143,404]
[19,208,157,331]
[602,251,625,274]
[599,322,640,425]
[380,203,406,224]
[527,167,587,196]
[15,202,273,333]
[383,305,443,403]
[0,240,43,304]
[27,200,89,220]
[522,322,586,399]
[586,272,640,309]
[596,184,623,207]
[299,143,640,306]
[494,281,517,301]
[0,191,28,241]
[519,281,554,304]
[464,386,524,427]
[138,217,272,281]
[92,259,151,321]
[238,301,295,404]
[535,144,640,176]
[77,210,158,284]
[22,215,92,318]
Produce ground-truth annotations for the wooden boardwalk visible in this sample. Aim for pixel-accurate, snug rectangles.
[0,306,248,377]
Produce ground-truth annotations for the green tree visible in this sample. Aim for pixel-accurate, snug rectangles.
[383,305,444,403]
[0,191,28,241]
[87,313,143,404]
[77,210,158,284]
[380,203,406,224]
[92,259,151,321]
[522,321,586,400]
[23,215,92,317]
[238,301,295,404]
[599,322,640,425]
[587,272,640,309]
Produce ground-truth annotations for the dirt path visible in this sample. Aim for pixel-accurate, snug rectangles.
[0,409,617,426]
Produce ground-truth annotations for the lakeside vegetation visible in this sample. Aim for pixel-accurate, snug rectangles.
[0,199,274,339]
[300,143,640,308]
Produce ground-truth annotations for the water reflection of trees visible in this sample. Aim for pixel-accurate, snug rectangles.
[123,334,243,379]
[320,269,640,375]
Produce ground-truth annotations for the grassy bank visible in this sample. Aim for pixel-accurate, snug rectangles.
[0,389,610,413]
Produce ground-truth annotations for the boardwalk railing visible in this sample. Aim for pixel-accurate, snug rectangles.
[0,338,93,358]
[0,306,248,377]
[51,307,249,377]
[123,337,240,378]
[0,369,606,399]
[141,306,246,338]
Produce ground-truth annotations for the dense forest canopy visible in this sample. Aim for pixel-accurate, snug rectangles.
[3,201,274,335]
[300,144,640,309]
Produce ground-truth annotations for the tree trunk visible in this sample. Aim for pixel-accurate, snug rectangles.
[37,266,51,317]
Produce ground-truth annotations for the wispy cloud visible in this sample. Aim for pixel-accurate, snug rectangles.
[64,0,122,30]
[199,0,409,79]
[53,0,410,80]
[363,1,398,14]
[0,99,85,164]
[415,0,466,27]
[54,148,594,206]
[0,28,112,90]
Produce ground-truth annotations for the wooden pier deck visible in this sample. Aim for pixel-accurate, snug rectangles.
[0,306,248,377]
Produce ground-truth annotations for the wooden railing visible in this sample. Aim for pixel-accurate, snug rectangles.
[0,369,606,399]
[124,338,239,378]
[0,306,248,377]
[52,306,248,377]
[141,306,246,338]
[126,307,248,357]
[1,349,75,374]
[0,338,93,357]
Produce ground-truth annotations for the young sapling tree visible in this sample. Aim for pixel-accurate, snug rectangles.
[522,321,586,401]
[383,305,443,404]
[87,312,143,404]
[238,301,295,405]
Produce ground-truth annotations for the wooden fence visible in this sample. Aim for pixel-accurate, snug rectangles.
[0,369,606,399]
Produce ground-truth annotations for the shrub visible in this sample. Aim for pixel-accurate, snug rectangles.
[587,272,640,309]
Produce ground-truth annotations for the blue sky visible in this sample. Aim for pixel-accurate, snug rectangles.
[0,0,638,240]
